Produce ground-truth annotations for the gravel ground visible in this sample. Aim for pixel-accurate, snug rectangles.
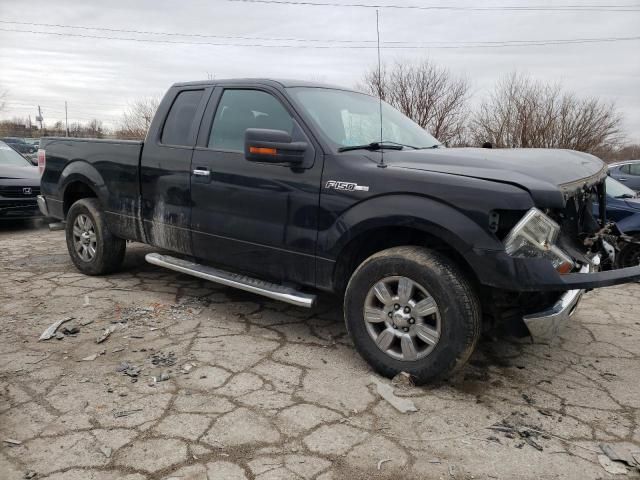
[1,220,639,479]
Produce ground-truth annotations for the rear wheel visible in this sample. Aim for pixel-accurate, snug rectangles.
[344,246,481,384]
[65,198,126,275]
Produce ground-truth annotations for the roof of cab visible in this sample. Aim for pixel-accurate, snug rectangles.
[171,78,356,92]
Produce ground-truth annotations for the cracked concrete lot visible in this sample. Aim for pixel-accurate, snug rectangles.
[1,222,640,480]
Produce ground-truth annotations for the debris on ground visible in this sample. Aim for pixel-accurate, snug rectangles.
[599,443,639,469]
[83,295,91,307]
[81,353,99,361]
[80,319,94,326]
[377,458,391,470]
[391,371,415,389]
[116,362,141,379]
[96,325,116,344]
[23,470,37,479]
[369,376,418,413]
[598,454,629,475]
[488,419,545,451]
[3,438,22,445]
[99,446,112,458]
[62,325,80,335]
[113,408,143,418]
[116,305,156,324]
[151,350,176,367]
[39,317,73,341]
[182,363,194,373]
[152,371,170,383]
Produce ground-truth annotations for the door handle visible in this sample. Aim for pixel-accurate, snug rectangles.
[618,177,628,181]
[192,168,210,177]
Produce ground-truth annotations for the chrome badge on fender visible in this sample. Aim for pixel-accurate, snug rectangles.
[325,180,369,192]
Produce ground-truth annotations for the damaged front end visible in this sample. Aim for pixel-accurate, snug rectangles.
[492,171,640,342]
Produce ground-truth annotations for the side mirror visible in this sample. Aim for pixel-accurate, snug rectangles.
[245,128,307,164]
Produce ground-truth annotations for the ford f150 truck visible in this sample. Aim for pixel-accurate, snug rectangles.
[38,79,640,384]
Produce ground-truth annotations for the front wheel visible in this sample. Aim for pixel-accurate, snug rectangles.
[65,198,126,275]
[344,246,481,385]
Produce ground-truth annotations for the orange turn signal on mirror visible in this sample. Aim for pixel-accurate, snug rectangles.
[250,146,277,156]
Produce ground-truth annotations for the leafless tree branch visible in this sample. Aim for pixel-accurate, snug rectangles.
[116,97,161,140]
[359,59,470,146]
[469,72,624,155]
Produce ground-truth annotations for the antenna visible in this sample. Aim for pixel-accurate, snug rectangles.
[376,10,386,168]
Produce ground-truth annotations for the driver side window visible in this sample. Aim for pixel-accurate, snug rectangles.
[208,89,294,152]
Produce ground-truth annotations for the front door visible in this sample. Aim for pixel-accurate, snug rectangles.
[190,87,322,286]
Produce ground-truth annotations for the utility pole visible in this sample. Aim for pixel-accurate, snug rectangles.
[36,105,43,131]
[65,101,69,137]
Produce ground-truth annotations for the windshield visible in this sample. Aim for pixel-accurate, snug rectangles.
[288,87,440,150]
[607,176,636,198]
[0,142,32,167]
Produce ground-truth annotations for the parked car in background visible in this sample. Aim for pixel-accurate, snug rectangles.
[594,176,640,268]
[1,137,38,155]
[609,160,640,192]
[24,138,40,149]
[0,141,42,220]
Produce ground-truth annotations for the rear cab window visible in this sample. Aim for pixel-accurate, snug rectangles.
[161,89,205,146]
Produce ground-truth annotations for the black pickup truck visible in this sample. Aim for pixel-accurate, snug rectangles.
[38,79,640,383]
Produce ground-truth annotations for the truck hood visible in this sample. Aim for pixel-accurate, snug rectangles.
[385,147,607,207]
[0,164,40,183]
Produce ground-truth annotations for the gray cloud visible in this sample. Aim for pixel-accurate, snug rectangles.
[1,0,638,142]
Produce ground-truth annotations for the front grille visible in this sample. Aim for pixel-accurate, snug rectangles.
[0,186,40,197]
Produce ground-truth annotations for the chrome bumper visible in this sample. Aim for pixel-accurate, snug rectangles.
[523,261,592,342]
[37,195,48,216]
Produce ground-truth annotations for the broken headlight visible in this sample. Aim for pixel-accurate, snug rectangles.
[503,208,575,274]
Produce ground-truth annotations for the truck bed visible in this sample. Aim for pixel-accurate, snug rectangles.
[39,137,144,241]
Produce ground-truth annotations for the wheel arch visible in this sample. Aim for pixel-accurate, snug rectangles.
[325,195,503,293]
[60,161,107,216]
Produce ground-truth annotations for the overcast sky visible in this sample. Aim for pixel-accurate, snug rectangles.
[1,0,639,142]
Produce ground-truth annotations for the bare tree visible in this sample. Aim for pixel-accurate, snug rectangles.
[117,97,161,139]
[360,60,470,146]
[469,73,623,155]
[603,143,640,163]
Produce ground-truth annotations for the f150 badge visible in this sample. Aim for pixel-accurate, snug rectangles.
[325,180,369,192]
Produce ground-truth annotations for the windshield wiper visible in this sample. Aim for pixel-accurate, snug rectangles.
[338,141,406,152]
[615,194,636,199]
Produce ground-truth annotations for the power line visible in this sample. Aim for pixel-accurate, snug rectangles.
[0,19,376,44]
[2,20,639,47]
[2,27,639,49]
[227,0,640,12]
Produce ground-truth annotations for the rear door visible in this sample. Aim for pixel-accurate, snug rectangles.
[189,85,322,285]
[140,87,212,254]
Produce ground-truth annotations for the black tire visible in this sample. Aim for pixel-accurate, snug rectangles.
[618,236,640,269]
[344,246,481,385]
[65,198,126,275]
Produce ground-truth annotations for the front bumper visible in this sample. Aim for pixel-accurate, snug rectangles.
[469,248,640,291]
[0,197,42,219]
[523,262,590,342]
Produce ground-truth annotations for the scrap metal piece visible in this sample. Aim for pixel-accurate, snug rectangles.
[39,317,73,341]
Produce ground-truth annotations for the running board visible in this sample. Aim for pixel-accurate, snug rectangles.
[145,253,316,308]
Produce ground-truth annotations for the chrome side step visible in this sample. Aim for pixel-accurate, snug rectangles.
[145,253,316,308]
